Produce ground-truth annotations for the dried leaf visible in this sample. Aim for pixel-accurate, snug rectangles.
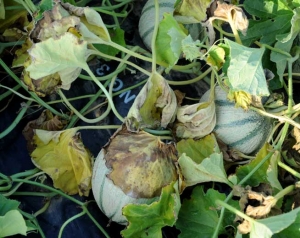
[23,110,67,153]
[204,1,248,44]
[22,57,61,96]
[292,127,300,151]
[125,72,177,131]
[213,1,248,35]
[175,87,216,138]
[31,128,93,196]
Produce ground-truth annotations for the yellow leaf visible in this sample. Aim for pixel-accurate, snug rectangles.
[31,129,93,196]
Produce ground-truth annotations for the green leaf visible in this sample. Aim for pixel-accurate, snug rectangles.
[225,38,270,96]
[267,152,282,191]
[241,0,293,46]
[35,0,53,21]
[155,13,187,70]
[121,182,181,238]
[26,33,91,90]
[177,135,230,187]
[236,143,271,187]
[177,134,219,164]
[0,194,20,216]
[0,210,27,237]
[270,8,300,82]
[273,209,300,237]
[176,186,227,238]
[93,27,126,59]
[181,35,202,61]
[243,207,300,238]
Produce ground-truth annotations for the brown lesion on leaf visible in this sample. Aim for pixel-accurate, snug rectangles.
[23,109,67,153]
[103,125,178,199]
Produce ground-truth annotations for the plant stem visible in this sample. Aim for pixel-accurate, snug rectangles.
[278,161,300,179]
[273,184,295,201]
[75,125,120,131]
[34,199,52,217]
[0,84,36,102]
[0,100,32,139]
[58,210,86,238]
[167,67,212,86]
[92,49,151,76]
[19,209,46,238]
[216,199,255,222]
[83,205,110,238]
[0,59,69,119]
[12,178,84,206]
[78,65,126,81]
[84,67,124,122]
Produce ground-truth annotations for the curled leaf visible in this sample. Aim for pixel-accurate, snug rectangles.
[31,128,93,196]
[204,1,248,44]
[62,2,111,42]
[213,1,248,35]
[175,88,216,139]
[126,72,177,131]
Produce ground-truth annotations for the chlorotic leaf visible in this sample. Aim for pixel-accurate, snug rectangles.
[176,186,234,238]
[181,35,202,61]
[174,0,213,23]
[121,181,181,238]
[26,33,92,90]
[31,128,93,196]
[225,38,270,96]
